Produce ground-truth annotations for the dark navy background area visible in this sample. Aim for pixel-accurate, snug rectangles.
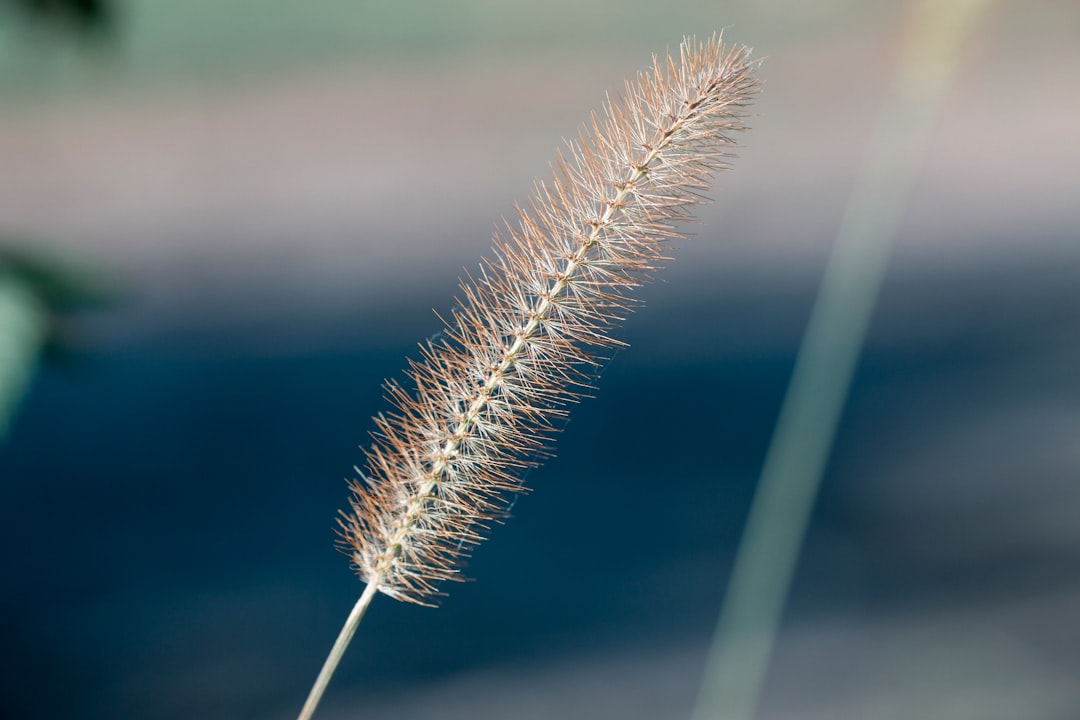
[2,243,1078,719]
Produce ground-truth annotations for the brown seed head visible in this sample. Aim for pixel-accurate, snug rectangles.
[338,35,760,604]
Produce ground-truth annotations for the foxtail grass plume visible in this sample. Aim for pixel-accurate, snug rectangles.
[298,34,759,720]
[342,34,759,602]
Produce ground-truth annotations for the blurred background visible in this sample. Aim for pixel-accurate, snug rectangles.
[1,1,1078,718]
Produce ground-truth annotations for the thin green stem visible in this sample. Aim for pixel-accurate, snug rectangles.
[691,2,988,719]
[297,579,381,720]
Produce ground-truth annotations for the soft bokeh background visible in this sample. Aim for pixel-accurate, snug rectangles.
[1,1,1078,718]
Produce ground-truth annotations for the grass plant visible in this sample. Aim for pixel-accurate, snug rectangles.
[298,34,760,720]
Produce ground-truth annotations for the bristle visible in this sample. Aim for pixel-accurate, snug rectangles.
[339,35,760,604]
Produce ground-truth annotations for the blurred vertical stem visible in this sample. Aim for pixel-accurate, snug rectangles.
[0,271,48,441]
[691,1,989,719]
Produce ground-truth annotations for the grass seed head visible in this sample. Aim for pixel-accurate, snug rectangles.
[339,34,760,604]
